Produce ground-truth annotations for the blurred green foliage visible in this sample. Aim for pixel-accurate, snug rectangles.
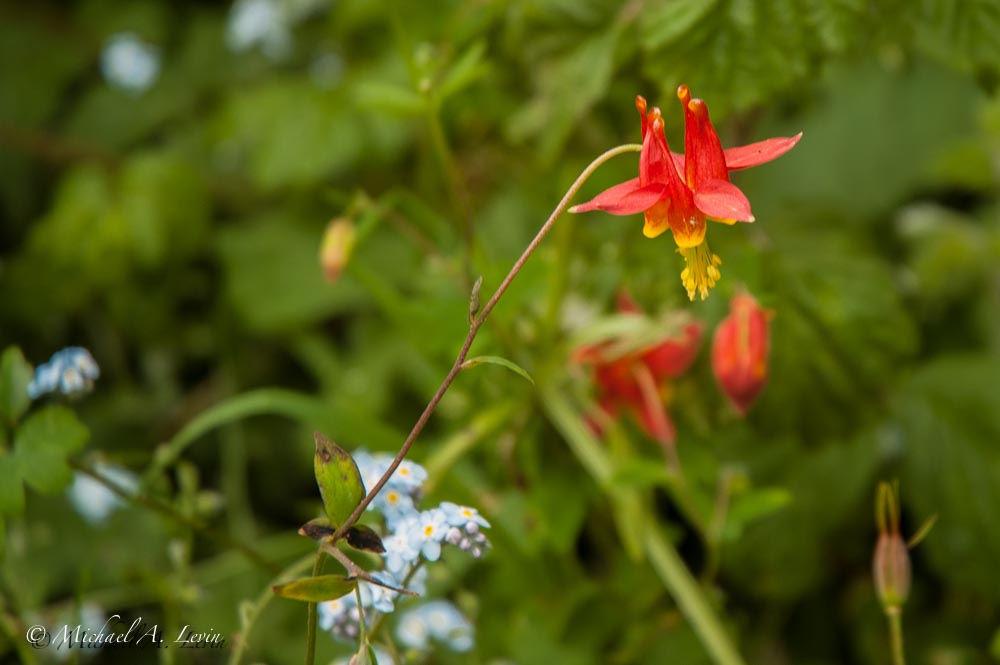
[2,0,1000,663]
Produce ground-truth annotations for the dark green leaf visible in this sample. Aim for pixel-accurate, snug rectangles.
[0,346,33,426]
[14,406,89,494]
[0,453,25,515]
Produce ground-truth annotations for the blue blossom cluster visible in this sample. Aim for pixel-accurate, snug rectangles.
[27,347,100,399]
[319,452,489,655]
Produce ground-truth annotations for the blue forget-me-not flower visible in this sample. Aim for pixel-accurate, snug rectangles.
[28,347,100,399]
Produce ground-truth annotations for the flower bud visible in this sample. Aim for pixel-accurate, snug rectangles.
[320,217,356,284]
[712,293,771,414]
[873,481,912,612]
[873,531,911,610]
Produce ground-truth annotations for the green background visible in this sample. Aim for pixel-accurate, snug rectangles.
[2,0,1000,663]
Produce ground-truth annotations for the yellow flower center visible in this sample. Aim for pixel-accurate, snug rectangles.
[386,491,399,505]
[424,525,434,537]
[678,242,722,301]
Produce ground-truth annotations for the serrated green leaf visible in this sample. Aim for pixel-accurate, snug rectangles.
[314,433,365,528]
[0,346,33,426]
[272,574,357,603]
[460,355,534,385]
[0,453,25,515]
[13,406,89,494]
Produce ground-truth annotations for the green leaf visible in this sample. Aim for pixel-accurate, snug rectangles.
[313,433,366,528]
[722,487,793,543]
[461,355,535,385]
[899,354,1000,601]
[272,574,357,603]
[610,459,672,490]
[0,346,33,426]
[0,453,25,515]
[216,218,366,333]
[436,41,489,103]
[355,81,425,116]
[641,0,721,50]
[13,406,89,494]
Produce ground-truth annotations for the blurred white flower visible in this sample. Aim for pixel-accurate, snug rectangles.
[226,0,292,60]
[68,463,138,525]
[100,33,160,93]
[396,601,474,653]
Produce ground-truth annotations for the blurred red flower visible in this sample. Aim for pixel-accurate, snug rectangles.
[711,293,772,415]
[574,292,702,444]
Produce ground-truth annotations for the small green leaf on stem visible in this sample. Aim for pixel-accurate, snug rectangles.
[272,574,357,603]
[460,355,534,385]
[906,513,938,548]
[313,433,365,529]
[468,275,483,325]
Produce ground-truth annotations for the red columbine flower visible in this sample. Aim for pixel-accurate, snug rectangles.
[711,292,772,415]
[571,88,801,300]
[574,292,702,444]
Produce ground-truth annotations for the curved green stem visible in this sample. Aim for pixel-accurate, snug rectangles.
[229,553,315,665]
[304,550,325,665]
[328,143,642,545]
[644,528,746,665]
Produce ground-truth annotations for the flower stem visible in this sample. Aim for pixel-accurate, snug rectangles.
[303,550,325,665]
[887,608,906,665]
[328,143,642,544]
[644,527,746,665]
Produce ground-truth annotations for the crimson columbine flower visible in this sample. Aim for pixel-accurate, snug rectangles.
[711,292,771,415]
[571,88,801,300]
[574,292,702,444]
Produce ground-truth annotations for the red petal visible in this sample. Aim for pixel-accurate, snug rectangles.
[671,151,685,177]
[616,290,642,314]
[694,179,754,222]
[683,97,729,186]
[571,179,666,215]
[642,322,703,381]
[724,133,803,170]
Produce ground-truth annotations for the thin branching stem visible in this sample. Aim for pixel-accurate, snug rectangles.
[327,143,642,545]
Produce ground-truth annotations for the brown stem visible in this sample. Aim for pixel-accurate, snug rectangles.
[328,143,642,544]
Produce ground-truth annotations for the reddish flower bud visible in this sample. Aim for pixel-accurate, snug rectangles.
[320,217,356,284]
[873,482,911,611]
[712,293,771,414]
[873,531,911,610]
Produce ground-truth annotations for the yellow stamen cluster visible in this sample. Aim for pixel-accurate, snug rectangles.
[678,242,722,301]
